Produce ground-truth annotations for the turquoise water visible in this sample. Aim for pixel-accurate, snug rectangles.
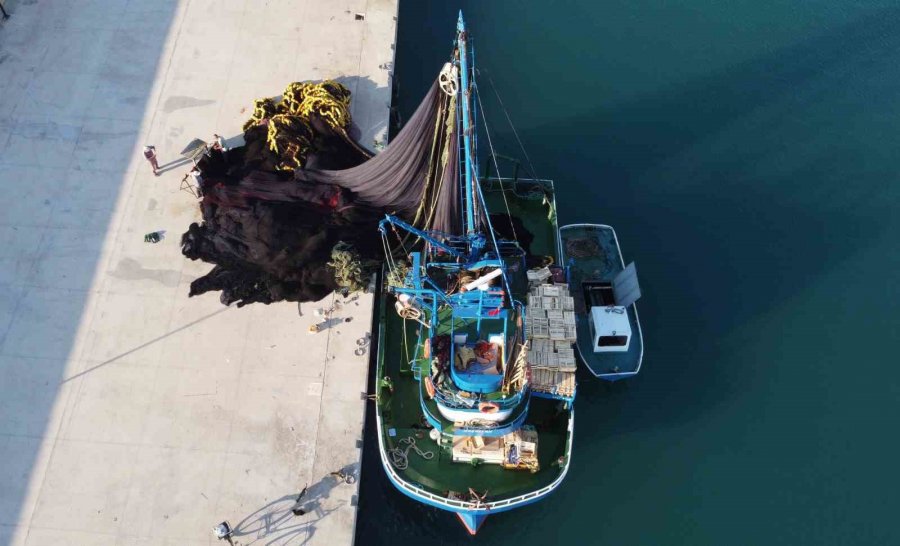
[357,2,900,544]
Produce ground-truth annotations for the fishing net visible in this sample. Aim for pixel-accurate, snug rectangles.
[565,237,601,258]
[238,80,365,173]
[294,82,463,234]
[181,78,463,306]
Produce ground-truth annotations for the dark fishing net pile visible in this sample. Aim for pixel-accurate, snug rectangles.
[181,79,463,306]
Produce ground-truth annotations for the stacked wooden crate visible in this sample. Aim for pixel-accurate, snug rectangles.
[526,284,577,398]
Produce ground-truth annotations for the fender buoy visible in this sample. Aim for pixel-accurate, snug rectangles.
[424,376,436,399]
[422,338,431,359]
[478,401,500,414]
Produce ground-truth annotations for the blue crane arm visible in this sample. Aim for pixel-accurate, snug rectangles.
[378,215,465,259]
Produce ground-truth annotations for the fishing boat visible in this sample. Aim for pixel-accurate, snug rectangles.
[372,12,642,534]
[560,224,644,380]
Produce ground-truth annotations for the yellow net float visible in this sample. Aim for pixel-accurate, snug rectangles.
[240,79,354,173]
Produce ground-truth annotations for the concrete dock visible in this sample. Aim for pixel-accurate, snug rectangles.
[0,0,397,544]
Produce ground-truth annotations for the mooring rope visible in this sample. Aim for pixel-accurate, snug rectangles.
[389,437,435,470]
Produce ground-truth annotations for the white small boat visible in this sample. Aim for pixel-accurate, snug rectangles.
[560,224,644,380]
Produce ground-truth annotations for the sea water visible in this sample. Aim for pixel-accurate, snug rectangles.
[358,2,900,544]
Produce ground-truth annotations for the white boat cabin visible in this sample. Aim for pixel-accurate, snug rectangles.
[589,305,632,353]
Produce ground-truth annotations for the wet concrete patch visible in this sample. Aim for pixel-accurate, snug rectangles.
[109,257,180,287]
[162,96,215,113]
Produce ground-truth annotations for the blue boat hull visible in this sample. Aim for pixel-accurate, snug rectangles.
[380,464,533,535]
[457,512,489,535]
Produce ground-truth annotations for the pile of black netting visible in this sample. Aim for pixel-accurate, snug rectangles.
[181,80,383,306]
[180,78,532,307]
[181,127,388,305]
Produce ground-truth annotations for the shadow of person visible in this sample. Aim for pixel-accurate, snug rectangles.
[157,156,194,173]
[231,468,356,545]
[328,463,359,485]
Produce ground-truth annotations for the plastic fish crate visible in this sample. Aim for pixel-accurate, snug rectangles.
[546,309,564,321]
[539,285,562,297]
[531,318,550,338]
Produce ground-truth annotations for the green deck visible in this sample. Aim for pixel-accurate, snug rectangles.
[375,178,573,501]
[482,178,562,264]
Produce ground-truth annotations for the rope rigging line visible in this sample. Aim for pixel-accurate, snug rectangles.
[401,316,411,373]
[391,224,410,258]
[472,163,514,299]
[479,68,540,182]
[473,81,518,244]
[381,234,397,283]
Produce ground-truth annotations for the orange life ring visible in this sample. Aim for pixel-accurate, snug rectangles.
[478,401,500,414]
[424,376,436,399]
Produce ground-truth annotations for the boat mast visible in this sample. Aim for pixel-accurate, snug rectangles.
[456,12,512,297]
[457,11,477,235]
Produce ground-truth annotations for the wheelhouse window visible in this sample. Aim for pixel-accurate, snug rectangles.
[598,335,627,347]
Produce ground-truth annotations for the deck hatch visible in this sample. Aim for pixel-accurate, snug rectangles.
[612,262,641,308]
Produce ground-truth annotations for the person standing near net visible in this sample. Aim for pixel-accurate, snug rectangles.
[213,134,227,153]
[143,145,160,176]
[189,166,203,189]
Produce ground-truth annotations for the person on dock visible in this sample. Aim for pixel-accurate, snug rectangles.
[143,145,159,176]
[189,166,203,187]
[213,133,227,152]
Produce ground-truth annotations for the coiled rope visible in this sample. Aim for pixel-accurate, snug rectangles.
[396,306,422,321]
[389,437,435,470]
[328,241,375,292]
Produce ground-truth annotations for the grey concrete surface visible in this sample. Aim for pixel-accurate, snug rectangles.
[0,0,397,544]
